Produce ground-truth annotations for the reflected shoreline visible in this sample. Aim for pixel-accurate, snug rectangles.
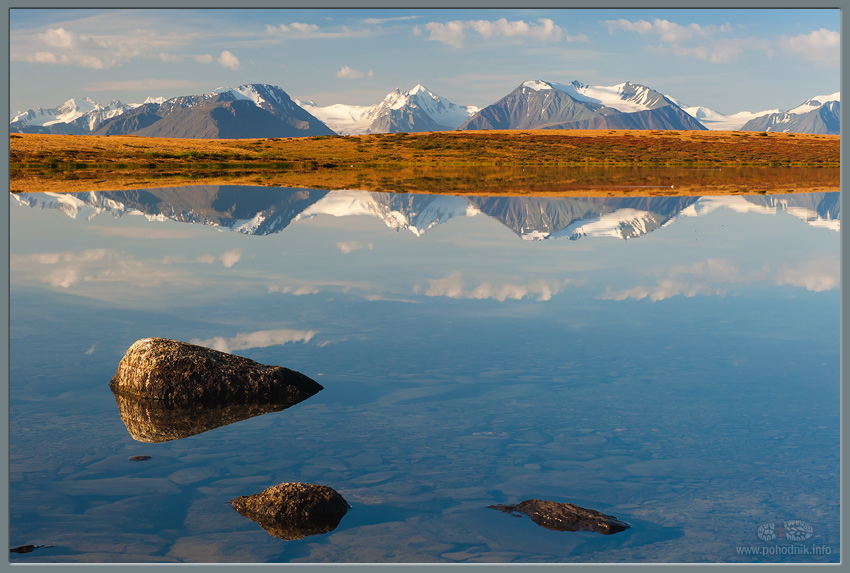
[9,165,840,196]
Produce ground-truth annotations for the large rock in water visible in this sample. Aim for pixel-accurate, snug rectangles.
[488,499,630,535]
[109,337,322,406]
[231,482,351,540]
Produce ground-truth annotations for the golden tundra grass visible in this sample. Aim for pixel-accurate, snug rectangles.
[8,130,840,196]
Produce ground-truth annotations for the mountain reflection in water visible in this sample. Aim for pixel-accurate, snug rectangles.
[11,185,840,240]
[8,184,840,564]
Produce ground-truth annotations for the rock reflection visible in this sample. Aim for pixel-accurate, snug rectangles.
[112,392,311,443]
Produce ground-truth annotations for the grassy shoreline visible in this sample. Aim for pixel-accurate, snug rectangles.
[9,130,840,196]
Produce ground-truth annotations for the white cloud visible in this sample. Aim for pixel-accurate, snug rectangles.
[218,50,240,70]
[193,54,213,64]
[336,241,374,253]
[423,271,568,302]
[219,249,242,268]
[337,65,373,79]
[781,28,839,65]
[190,329,317,354]
[422,18,569,49]
[265,21,373,40]
[604,17,772,63]
[13,19,194,69]
[38,27,77,48]
[272,22,320,34]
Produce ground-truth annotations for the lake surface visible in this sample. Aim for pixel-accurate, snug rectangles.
[8,187,840,563]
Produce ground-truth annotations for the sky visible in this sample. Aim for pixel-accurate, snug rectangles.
[8,8,841,117]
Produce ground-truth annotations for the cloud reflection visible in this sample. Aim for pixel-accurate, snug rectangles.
[11,248,200,290]
[190,329,317,353]
[420,271,572,302]
[602,257,838,301]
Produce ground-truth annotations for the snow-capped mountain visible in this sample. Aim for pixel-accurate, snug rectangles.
[10,84,334,138]
[9,97,162,134]
[738,92,840,134]
[91,83,334,138]
[297,85,479,134]
[459,80,707,131]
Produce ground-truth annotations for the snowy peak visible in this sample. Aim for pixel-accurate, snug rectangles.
[10,96,144,133]
[461,78,706,131]
[518,80,672,112]
[556,80,671,112]
[213,83,299,113]
[738,91,840,134]
[788,92,840,115]
[297,84,478,135]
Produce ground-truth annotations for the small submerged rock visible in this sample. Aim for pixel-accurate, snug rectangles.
[109,337,322,406]
[231,482,351,540]
[488,499,630,535]
[10,544,54,554]
[128,455,152,462]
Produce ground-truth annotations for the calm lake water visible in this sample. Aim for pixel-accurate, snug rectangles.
[8,187,840,563]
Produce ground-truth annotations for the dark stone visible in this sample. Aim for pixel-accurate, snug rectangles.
[112,392,309,443]
[10,544,53,554]
[128,455,152,462]
[231,482,350,540]
[108,337,322,406]
[488,499,630,535]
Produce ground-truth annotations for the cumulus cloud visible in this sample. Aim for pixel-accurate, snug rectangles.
[420,18,572,49]
[336,241,374,254]
[38,27,77,48]
[190,329,317,354]
[422,271,569,302]
[337,65,373,79]
[604,18,772,63]
[780,28,839,65]
[14,21,191,69]
[219,249,242,268]
[217,50,240,70]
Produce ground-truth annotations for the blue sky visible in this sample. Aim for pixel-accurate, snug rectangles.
[9,8,840,116]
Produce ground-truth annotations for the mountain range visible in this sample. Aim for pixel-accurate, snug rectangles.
[10,81,840,138]
[11,187,839,241]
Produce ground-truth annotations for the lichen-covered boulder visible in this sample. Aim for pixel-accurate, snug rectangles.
[109,337,322,406]
[488,499,630,535]
[231,482,351,540]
